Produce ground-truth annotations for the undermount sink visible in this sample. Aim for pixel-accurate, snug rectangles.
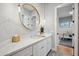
[30,34,46,39]
[41,35,45,37]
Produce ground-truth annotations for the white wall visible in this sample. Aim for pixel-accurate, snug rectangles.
[44,3,61,50]
[0,3,27,42]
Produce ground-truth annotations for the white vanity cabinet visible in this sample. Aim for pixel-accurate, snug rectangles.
[46,37,52,53]
[9,46,32,56]
[3,34,52,56]
[33,39,47,56]
[33,36,51,56]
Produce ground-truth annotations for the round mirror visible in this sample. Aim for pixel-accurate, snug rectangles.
[19,4,40,30]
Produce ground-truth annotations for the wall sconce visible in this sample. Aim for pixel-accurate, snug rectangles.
[18,3,21,13]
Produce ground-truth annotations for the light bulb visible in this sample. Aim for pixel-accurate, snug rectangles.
[18,4,21,12]
[69,11,73,15]
[18,6,21,12]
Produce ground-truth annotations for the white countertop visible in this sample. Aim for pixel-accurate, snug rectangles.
[0,33,52,56]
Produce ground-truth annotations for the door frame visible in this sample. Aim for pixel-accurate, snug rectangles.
[55,3,78,56]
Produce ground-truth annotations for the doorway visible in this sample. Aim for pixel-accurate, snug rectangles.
[55,3,75,56]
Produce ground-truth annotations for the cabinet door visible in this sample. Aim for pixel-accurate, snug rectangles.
[10,46,32,56]
[33,39,47,56]
[46,37,51,53]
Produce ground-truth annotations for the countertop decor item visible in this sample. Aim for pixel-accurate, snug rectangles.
[12,34,20,43]
[40,26,44,34]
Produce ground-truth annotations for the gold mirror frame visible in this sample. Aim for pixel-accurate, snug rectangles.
[18,3,40,30]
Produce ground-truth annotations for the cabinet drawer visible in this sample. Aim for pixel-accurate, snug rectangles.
[12,46,32,56]
[33,39,47,56]
[40,43,47,56]
[57,45,73,56]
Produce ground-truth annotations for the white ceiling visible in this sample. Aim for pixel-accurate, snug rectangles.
[40,3,62,7]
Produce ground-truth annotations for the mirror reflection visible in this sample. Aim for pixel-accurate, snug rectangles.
[57,4,74,28]
[19,4,40,30]
[59,16,73,28]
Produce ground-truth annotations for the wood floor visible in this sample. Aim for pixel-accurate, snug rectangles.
[47,45,74,56]
[57,45,74,56]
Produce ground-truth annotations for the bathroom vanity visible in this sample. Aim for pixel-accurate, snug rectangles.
[0,33,52,56]
[0,3,52,56]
